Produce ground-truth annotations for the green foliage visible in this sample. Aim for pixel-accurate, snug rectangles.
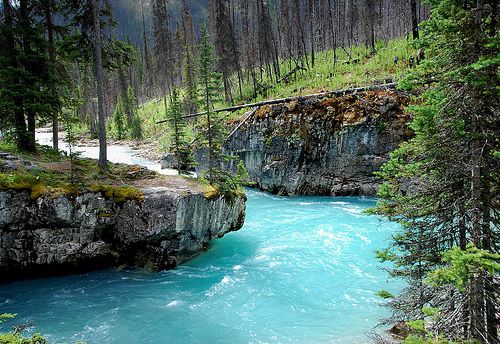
[404,334,462,344]
[369,0,499,341]
[408,319,426,332]
[197,23,228,185]
[236,160,251,185]
[113,97,126,140]
[0,1,55,151]
[0,314,47,344]
[166,88,195,174]
[126,87,142,140]
[376,290,395,299]
[197,24,223,113]
[0,332,47,344]
[0,314,16,324]
[109,88,142,141]
[183,43,198,114]
[422,306,440,319]
[427,245,500,292]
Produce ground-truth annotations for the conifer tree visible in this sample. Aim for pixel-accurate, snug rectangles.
[125,86,142,140]
[166,88,193,175]
[113,96,125,140]
[183,43,197,115]
[0,0,54,152]
[372,0,499,342]
[152,0,174,98]
[92,0,108,169]
[197,24,224,184]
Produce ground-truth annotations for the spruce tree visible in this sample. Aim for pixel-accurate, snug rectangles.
[166,88,193,175]
[372,0,499,342]
[183,43,197,115]
[197,23,224,185]
[113,96,125,140]
[0,0,54,152]
[125,86,142,141]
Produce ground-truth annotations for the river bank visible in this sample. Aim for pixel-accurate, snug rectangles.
[35,131,174,175]
[0,141,246,281]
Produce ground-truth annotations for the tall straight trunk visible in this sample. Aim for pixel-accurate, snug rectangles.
[19,0,36,151]
[327,0,337,67]
[92,0,107,169]
[468,3,487,341]
[118,64,132,126]
[481,166,497,343]
[45,0,59,150]
[204,77,213,183]
[410,0,419,39]
[141,5,152,98]
[469,110,485,342]
[458,200,469,336]
[308,0,315,68]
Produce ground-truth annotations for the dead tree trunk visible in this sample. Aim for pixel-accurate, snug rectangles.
[92,0,107,169]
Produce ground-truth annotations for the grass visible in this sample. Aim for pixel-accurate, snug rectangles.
[0,142,150,202]
[138,37,416,145]
[234,37,415,103]
[74,37,415,153]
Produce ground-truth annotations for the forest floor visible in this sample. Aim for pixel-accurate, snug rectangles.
[65,37,417,161]
[131,37,416,153]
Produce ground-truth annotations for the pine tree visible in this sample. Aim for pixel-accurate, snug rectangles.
[0,0,55,152]
[197,24,224,184]
[372,0,499,342]
[125,86,142,140]
[113,96,125,140]
[44,0,61,150]
[183,43,198,115]
[92,0,108,169]
[209,0,239,102]
[166,88,193,175]
[152,0,174,98]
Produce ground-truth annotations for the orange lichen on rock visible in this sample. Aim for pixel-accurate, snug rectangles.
[255,105,272,119]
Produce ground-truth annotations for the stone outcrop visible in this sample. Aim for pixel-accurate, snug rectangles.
[0,185,245,281]
[196,90,411,196]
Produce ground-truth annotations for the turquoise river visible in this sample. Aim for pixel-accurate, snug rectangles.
[0,189,401,343]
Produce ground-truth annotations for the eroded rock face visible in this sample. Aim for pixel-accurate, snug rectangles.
[196,90,411,196]
[0,187,246,281]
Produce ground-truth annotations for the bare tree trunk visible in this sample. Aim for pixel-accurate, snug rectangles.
[18,0,37,151]
[469,108,485,342]
[92,0,107,169]
[481,166,497,343]
[308,0,315,68]
[45,0,59,150]
[410,0,419,39]
[458,199,469,337]
[142,4,152,98]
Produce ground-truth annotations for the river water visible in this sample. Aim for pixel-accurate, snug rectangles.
[0,135,400,343]
[34,132,177,175]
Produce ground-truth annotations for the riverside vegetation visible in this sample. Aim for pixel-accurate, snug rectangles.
[0,0,498,343]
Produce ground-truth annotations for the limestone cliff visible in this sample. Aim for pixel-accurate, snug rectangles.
[0,183,245,281]
[195,90,411,196]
